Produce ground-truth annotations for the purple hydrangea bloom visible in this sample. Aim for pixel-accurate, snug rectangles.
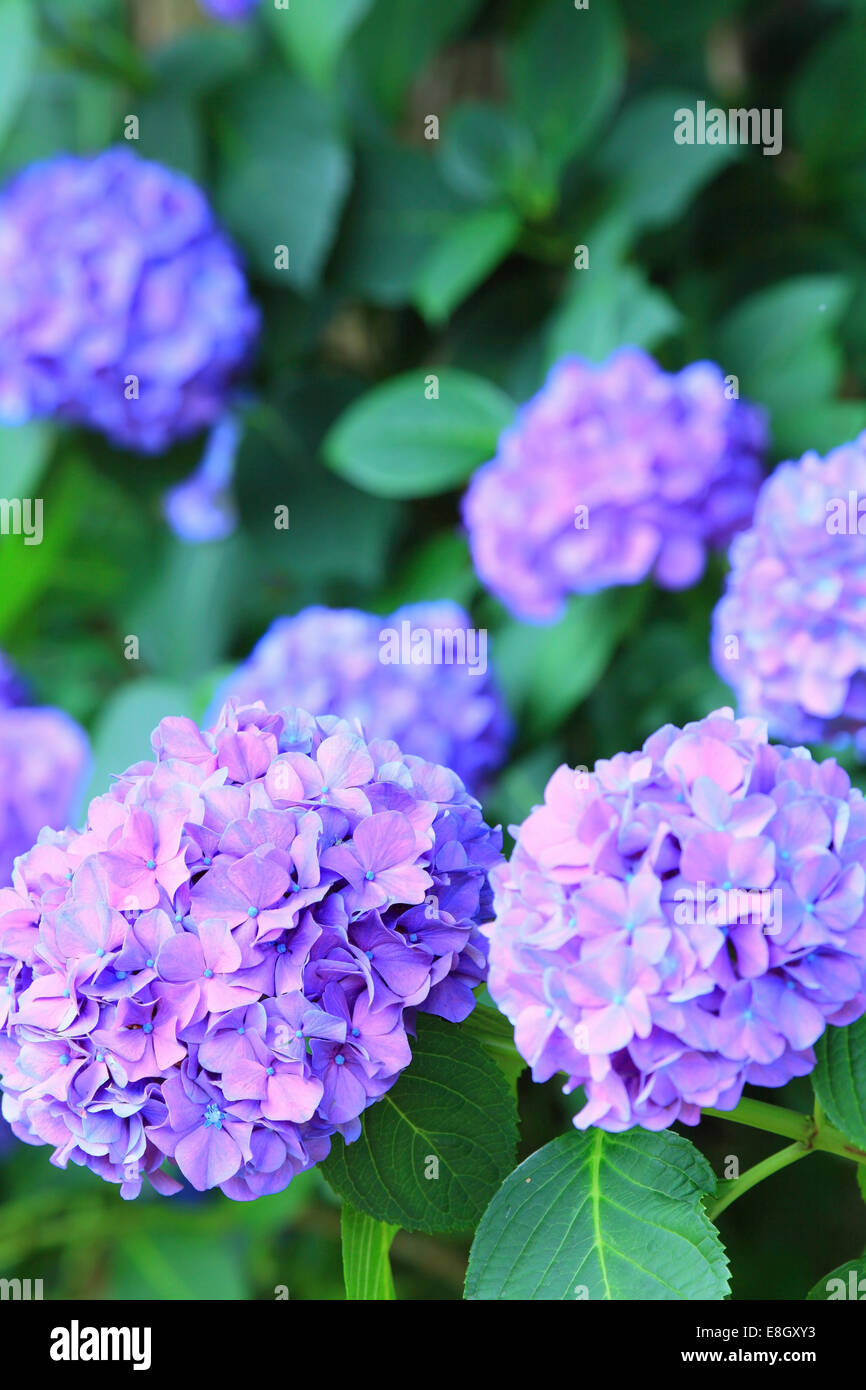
[163,414,241,543]
[0,149,259,452]
[199,0,259,19]
[486,707,866,1132]
[0,701,501,1198]
[0,661,89,886]
[462,348,766,622]
[208,603,511,795]
[713,436,866,752]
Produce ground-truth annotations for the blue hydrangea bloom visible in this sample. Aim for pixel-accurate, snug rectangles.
[0,656,89,885]
[0,702,502,1198]
[463,348,766,622]
[208,603,511,795]
[713,435,866,752]
[0,149,259,452]
[487,708,866,1132]
[199,0,259,20]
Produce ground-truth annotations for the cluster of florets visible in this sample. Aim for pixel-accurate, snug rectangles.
[486,708,866,1131]
[0,658,88,884]
[0,149,259,452]
[462,348,766,622]
[713,435,866,753]
[0,702,501,1197]
[199,0,259,19]
[209,602,511,795]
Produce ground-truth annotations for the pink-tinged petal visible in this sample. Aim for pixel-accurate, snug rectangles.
[221,1060,266,1102]
[263,1071,322,1123]
[268,753,320,799]
[727,836,776,889]
[316,734,374,790]
[373,863,432,906]
[174,1122,243,1190]
[584,1003,634,1053]
[690,777,732,829]
[664,734,745,793]
[352,811,416,872]
[157,933,204,982]
[198,919,243,974]
[226,850,290,911]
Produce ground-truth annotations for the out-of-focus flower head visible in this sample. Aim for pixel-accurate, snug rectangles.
[163,414,241,543]
[198,0,259,20]
[0,701,502,1198]
[713,436,866,753]
[0,656,88,886]
[208,602,511,795]
[0,149,259,453]
[462,347,766,622]
[486,707,866,1132]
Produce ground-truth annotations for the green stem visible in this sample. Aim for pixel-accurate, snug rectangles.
[707,1142,809,1220]
[703,1098,810,1143]
[703,1097,866,1166]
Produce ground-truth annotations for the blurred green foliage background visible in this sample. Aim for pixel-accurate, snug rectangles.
[1,0,866,1298]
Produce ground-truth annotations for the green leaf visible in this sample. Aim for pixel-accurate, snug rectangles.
[109,1232,247,1301]
[322,1014,518,1233]
[128,534,245,685]
[335,144,465,306]
[85,678,193,806]
[215,70,351,290]
[153,25,258,94]
[412,205,521,325]
[714,276,851,417]
[771,401,866,460]
[547,264,681,367]
[507,0,625,178]
[619,0,743,45]
[859,1165,866,1209]
[812,1016,866,1153]
[596,89,741,233]
[807,1255,866,1300]
[341,1204,397,1300]
[267,0,371,89]
[496,587,650,738]
[465,1129,730,1301]
[323,368,513,498]
[792,19,866,169]
[0,0,36,148]
[132,90,204,181]
[378,529,478,610]
[0,421,55,497]
[0,71,119,176]
[461,996,526,1094]
[350,0,483,117]
[0,452,83,643]
[437,101,543,211]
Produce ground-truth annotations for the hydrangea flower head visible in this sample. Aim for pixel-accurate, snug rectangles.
[462,348,766,622]
[713,435,866,752]
[199,0,259,19]
[0,149,259,452]
[486,707,866,1132]
[208,602,511,795]
[0,701,501,1197]
[0,659,88,885]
